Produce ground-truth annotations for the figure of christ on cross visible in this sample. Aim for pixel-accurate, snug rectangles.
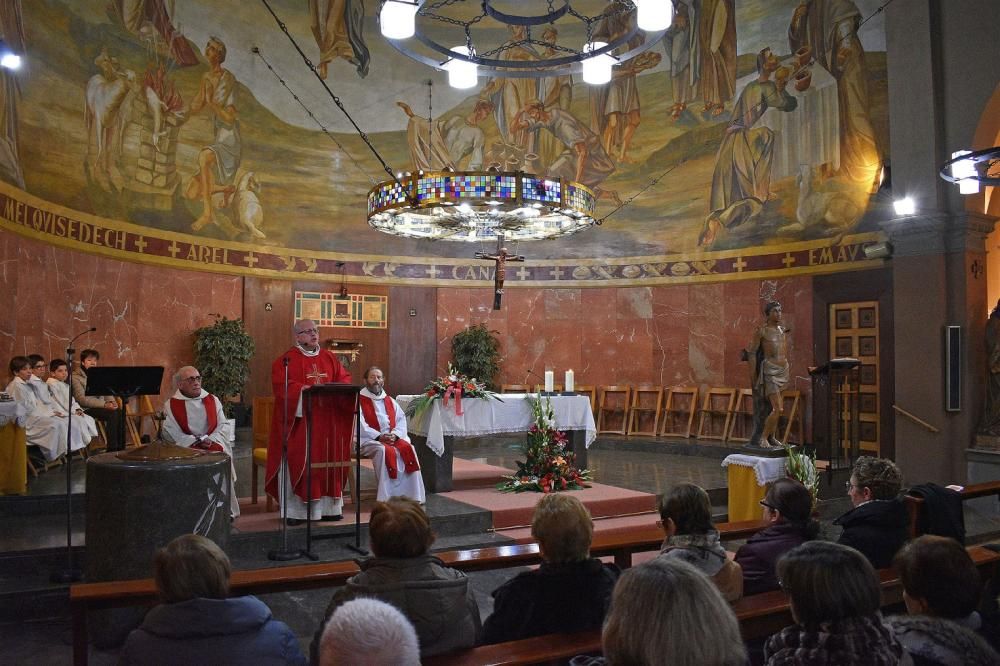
[475,237,524,310]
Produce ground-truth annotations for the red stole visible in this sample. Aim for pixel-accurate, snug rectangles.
[169,394,224,452]
[359,395,420,479]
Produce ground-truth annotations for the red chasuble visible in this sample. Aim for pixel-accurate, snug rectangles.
[264,346,352,504]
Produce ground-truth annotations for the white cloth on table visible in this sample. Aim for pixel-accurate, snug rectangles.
[733,59,839,180]
[0,400,26,428]
[5,377,74,461]
[396,393,596,456]
[357,387,425,503]
[46,378,99,442]
[721,453,788,486]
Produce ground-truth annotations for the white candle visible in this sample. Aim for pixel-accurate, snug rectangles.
[544,370,554,393]
[565,369,574,393]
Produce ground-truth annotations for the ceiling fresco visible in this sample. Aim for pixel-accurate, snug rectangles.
[0,0,893,286]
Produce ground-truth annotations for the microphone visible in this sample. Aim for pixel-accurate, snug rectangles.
[283,356,289,367]
[69,327,96,345]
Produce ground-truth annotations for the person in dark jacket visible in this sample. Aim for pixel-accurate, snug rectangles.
[735,477,819,596]
[309,497,480,662]
[119,534,306,666]
[483,493,620,644]
[834,456,908,568]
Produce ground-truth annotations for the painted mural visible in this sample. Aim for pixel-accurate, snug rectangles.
[0,0,892,285]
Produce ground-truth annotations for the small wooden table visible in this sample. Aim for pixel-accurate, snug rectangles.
[0,401,27,495]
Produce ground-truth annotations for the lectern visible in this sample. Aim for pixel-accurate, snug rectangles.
[809,358,860,468]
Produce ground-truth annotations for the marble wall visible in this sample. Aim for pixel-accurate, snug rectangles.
[437,279,815,435]
[0,229,242,401]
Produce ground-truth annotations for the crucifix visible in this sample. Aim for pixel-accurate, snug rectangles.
[306,364,328,385]
[475,234,524,310]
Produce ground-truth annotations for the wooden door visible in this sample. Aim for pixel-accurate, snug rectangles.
[830,302,880,454]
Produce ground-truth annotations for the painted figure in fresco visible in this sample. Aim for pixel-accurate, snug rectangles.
[536,26,574,168]
[743,301,790,448]
[789,0,880,190]
[479,24,541,156]
[475,244,524,310]
[698,0,737,117]
[590,11,644,163]
[513,102,621,205]
[397,99,494,171]
[185,37,241,234]
[0,0,25,188]
[663,0,700,121]
[978,299,1000,436]
[309,0,370,79]
[85,48,134,190]
[108,0,199,66]
[700,48,798,247]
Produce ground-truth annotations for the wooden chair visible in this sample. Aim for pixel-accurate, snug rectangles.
[127,395,157,445]
[251,396,274,511]
[726,388,756,443]
[574,384,597,413]
[627,385,663,436]
[779,390,803,445]
[597,385,632,435]
[500,384,531,393]
[659,387,698,438]
[696,388,737,441]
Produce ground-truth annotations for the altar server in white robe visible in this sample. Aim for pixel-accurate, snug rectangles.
[358,366,425,503]
[46,359,100,444]
[161,365,239,518]
[6,356,70,461]
[29,355,92,453]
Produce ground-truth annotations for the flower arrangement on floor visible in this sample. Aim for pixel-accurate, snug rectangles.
[784,443,820,508]
[404,363,501,419]
[497,396,592,493]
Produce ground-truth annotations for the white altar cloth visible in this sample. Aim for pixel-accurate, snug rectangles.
[722,453,788,487]
[0,400,27,428]
[395,393,597,456]
[733,58,839,180]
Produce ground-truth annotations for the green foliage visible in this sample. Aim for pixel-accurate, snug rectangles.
[785,444,820,509]
[450,323,502,391]
[193,316,254,418]
[497,396,592,493]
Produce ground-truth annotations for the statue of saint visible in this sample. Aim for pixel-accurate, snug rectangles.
[475,243,524,310]
[978,299,1000,436]
[742,301,790,448]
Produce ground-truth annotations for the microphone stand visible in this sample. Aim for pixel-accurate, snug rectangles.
[269,356,306,561]
[51,327,95,584]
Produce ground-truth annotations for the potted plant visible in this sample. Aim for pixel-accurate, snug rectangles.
[193,316,255,427]
[450,323,501,391]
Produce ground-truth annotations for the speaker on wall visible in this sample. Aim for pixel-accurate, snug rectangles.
[945,325,961,412]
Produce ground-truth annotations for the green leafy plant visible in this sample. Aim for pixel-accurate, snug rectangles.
[450,323,502,391]
[497,396,592,493]
[785,444,820,509]
[193,316,255,418]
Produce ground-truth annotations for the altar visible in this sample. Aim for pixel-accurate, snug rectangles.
[0,400,27,496]
[396,393,597,493]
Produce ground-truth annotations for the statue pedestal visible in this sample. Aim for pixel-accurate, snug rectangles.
[967,447,1000,516]
[85,448,231,648]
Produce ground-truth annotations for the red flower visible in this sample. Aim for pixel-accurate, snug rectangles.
[427,388,438,396]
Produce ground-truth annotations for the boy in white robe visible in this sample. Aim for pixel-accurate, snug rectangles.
[6,356,69,462]
[28,355,91,453]
[357,367,425,504]
[161,365,239,518]
[46,358,100,445]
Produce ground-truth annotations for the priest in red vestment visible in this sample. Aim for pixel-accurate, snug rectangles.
[358,366,425,503]
[265,319,353,524]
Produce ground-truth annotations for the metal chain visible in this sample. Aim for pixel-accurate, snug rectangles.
[427,79,433,160]
[251,47,378,185]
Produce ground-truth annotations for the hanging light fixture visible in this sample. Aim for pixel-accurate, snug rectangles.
[446,45,478,89]
[0,40,21,70]
[379,0,420,40]
[582,41,614,85]
[950,150,981,195]
[633,0,673,32]
[939,146,1000,192]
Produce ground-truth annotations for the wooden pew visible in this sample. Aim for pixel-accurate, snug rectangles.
[904,480,1000,539]
[424,545,1000,666]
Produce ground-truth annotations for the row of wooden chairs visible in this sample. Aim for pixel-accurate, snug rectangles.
[593,385,803,444]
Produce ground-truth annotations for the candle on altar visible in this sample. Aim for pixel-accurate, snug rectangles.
[544,370,554,393]
[565,369,574,392]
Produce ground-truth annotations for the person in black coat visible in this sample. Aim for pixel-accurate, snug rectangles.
[482,493,620,644]
[834,456,908,568]
[735,477,819,595]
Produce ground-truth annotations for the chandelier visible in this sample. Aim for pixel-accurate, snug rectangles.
[378,0,671,86]
[939,147,1000,195]
[367,169,598,241]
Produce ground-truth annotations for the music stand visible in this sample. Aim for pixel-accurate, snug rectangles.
[303,383,367,558]
[85,367,165,452]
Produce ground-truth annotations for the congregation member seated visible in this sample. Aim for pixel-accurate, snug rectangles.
[119,534,305,666]
[735,477,819,595]
[765,541,906,665]
[834,455,908,568]
[317,598,420,666]
[572,557,746,666]
[46,359,100,446]
[6,356,71,463]
[71,348,123,451]
[483,493,620,645]
[310,497,480,662]
[29,354,91,453]
[655,483,742,601]
[886,535,1000,663]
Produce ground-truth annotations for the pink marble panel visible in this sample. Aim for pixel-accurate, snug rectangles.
[544,289,581,320]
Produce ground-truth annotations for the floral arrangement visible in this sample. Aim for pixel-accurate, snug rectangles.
[404,363,501,419]
[497,396,592,493]
[784,444,820,509]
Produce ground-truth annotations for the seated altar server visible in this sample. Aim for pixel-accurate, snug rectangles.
[30,354,92,453]
[6,356,71,461]
[358,366,425,503]
[162,366,239,518]
[47,359,100,444]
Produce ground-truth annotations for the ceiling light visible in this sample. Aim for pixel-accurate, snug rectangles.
[893,197,916,216]
[379,0,419,40]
